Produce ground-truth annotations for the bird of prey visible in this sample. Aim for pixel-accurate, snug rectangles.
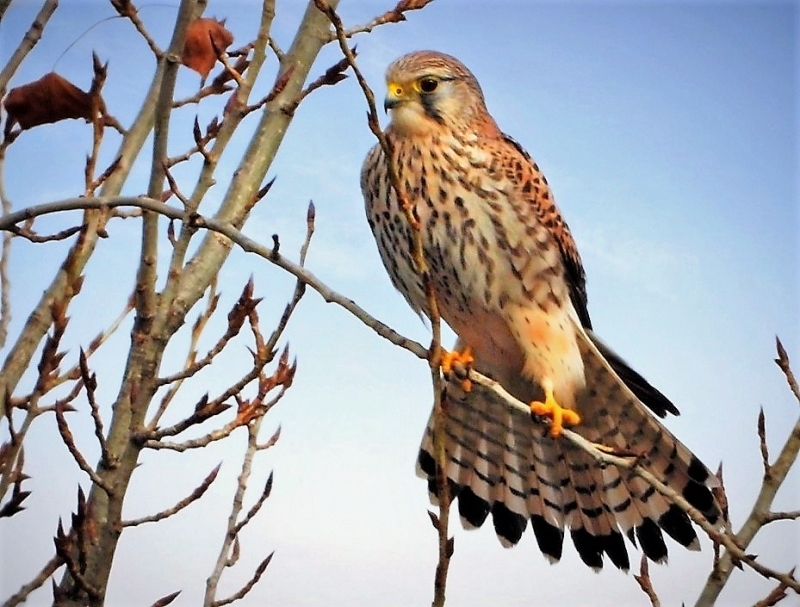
[361,50,720,570]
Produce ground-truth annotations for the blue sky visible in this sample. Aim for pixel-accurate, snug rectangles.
[1,1,798,606]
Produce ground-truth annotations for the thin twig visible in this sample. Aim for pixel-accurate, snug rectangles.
[6,223,83,243]
[78,349,112,469]
[0,195,427,356]
[214,552,274,607]
[754,571,795,607]
[234,471,273,534]
[0,0,59,93]
[122,464,221,527]
[695,339,800,605]
[775,337,800,404]
[760,510,800,523]
[111,0,163,57]
[54,403,113,495]
[204,417,269,606]
[331,0,434,41]
[633,556,662,607]
[314,4,450,603]
[1,553,64,607]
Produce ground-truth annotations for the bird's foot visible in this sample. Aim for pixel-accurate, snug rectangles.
[439,346,474,391]
[530,387,581,437]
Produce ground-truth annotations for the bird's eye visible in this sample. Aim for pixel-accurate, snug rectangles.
[418,77,438,93]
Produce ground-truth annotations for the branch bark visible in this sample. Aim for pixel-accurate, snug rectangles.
[694,338,800,605]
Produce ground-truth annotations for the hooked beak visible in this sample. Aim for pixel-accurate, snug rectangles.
[384,96,400,113]
[384,82,405,113]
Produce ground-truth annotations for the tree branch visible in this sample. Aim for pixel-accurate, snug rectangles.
[1,553,64,607]
[0,0,58,93]
[695,338,800,605]
[122,464,221,527]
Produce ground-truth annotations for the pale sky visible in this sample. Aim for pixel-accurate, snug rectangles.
[1,1,798,606]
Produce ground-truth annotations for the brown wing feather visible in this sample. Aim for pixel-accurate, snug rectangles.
[501,134,592,329]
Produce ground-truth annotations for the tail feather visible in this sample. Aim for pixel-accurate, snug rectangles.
[416,328,720,569]
[576,328,720,526]
[588,330,679,417]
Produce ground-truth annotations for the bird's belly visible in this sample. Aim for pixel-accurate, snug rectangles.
[442,296,527,381]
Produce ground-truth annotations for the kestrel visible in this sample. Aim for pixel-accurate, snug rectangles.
[361,51,720,570]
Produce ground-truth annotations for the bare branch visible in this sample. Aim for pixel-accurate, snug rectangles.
[0,445,31,518]
[54,403,113,495]
[761,510,800,524]
[123,464,221,527]
[754,571,795,607]
[0,0,59,93]
[204,417,272,606]
[77,349,112,469]
[213,552,274,607]
[633,556,662,607]
[314,4,448,602]
[6,222,84,243]
[286,52,355,112]
[695,338,800,605]
[0,195,426,358]
[148,590,182,607]
[53,518,102,601]
[332,0,434,40]
[111,0,163,56]
[172,81,234,108]
[2,553,64,607]
[155,279,255,387]
[267,36,283,61]
[775,337,800,405]
[234,471,273,534]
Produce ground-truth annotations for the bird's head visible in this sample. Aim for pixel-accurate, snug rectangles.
[383,50,492,137]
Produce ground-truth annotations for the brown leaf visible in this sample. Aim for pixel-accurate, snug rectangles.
[4,72,101,132]
[182,18,234,79]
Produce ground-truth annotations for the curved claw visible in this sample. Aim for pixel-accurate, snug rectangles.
[439,346,474,391]
[530,386,581,437]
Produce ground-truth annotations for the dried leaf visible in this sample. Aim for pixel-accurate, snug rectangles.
[4,72,105,132]
[182,18,234,79]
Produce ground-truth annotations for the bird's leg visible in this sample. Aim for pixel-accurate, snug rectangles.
[530,381,581,437]
[439,346,474,391]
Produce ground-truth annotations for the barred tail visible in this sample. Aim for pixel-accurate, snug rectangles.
[416,332,720,570]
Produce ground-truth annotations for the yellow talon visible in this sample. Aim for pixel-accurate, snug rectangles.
[439,346,474,392]
[530,385,581,437]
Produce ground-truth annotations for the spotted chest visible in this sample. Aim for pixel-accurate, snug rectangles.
[362,131,569,327]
